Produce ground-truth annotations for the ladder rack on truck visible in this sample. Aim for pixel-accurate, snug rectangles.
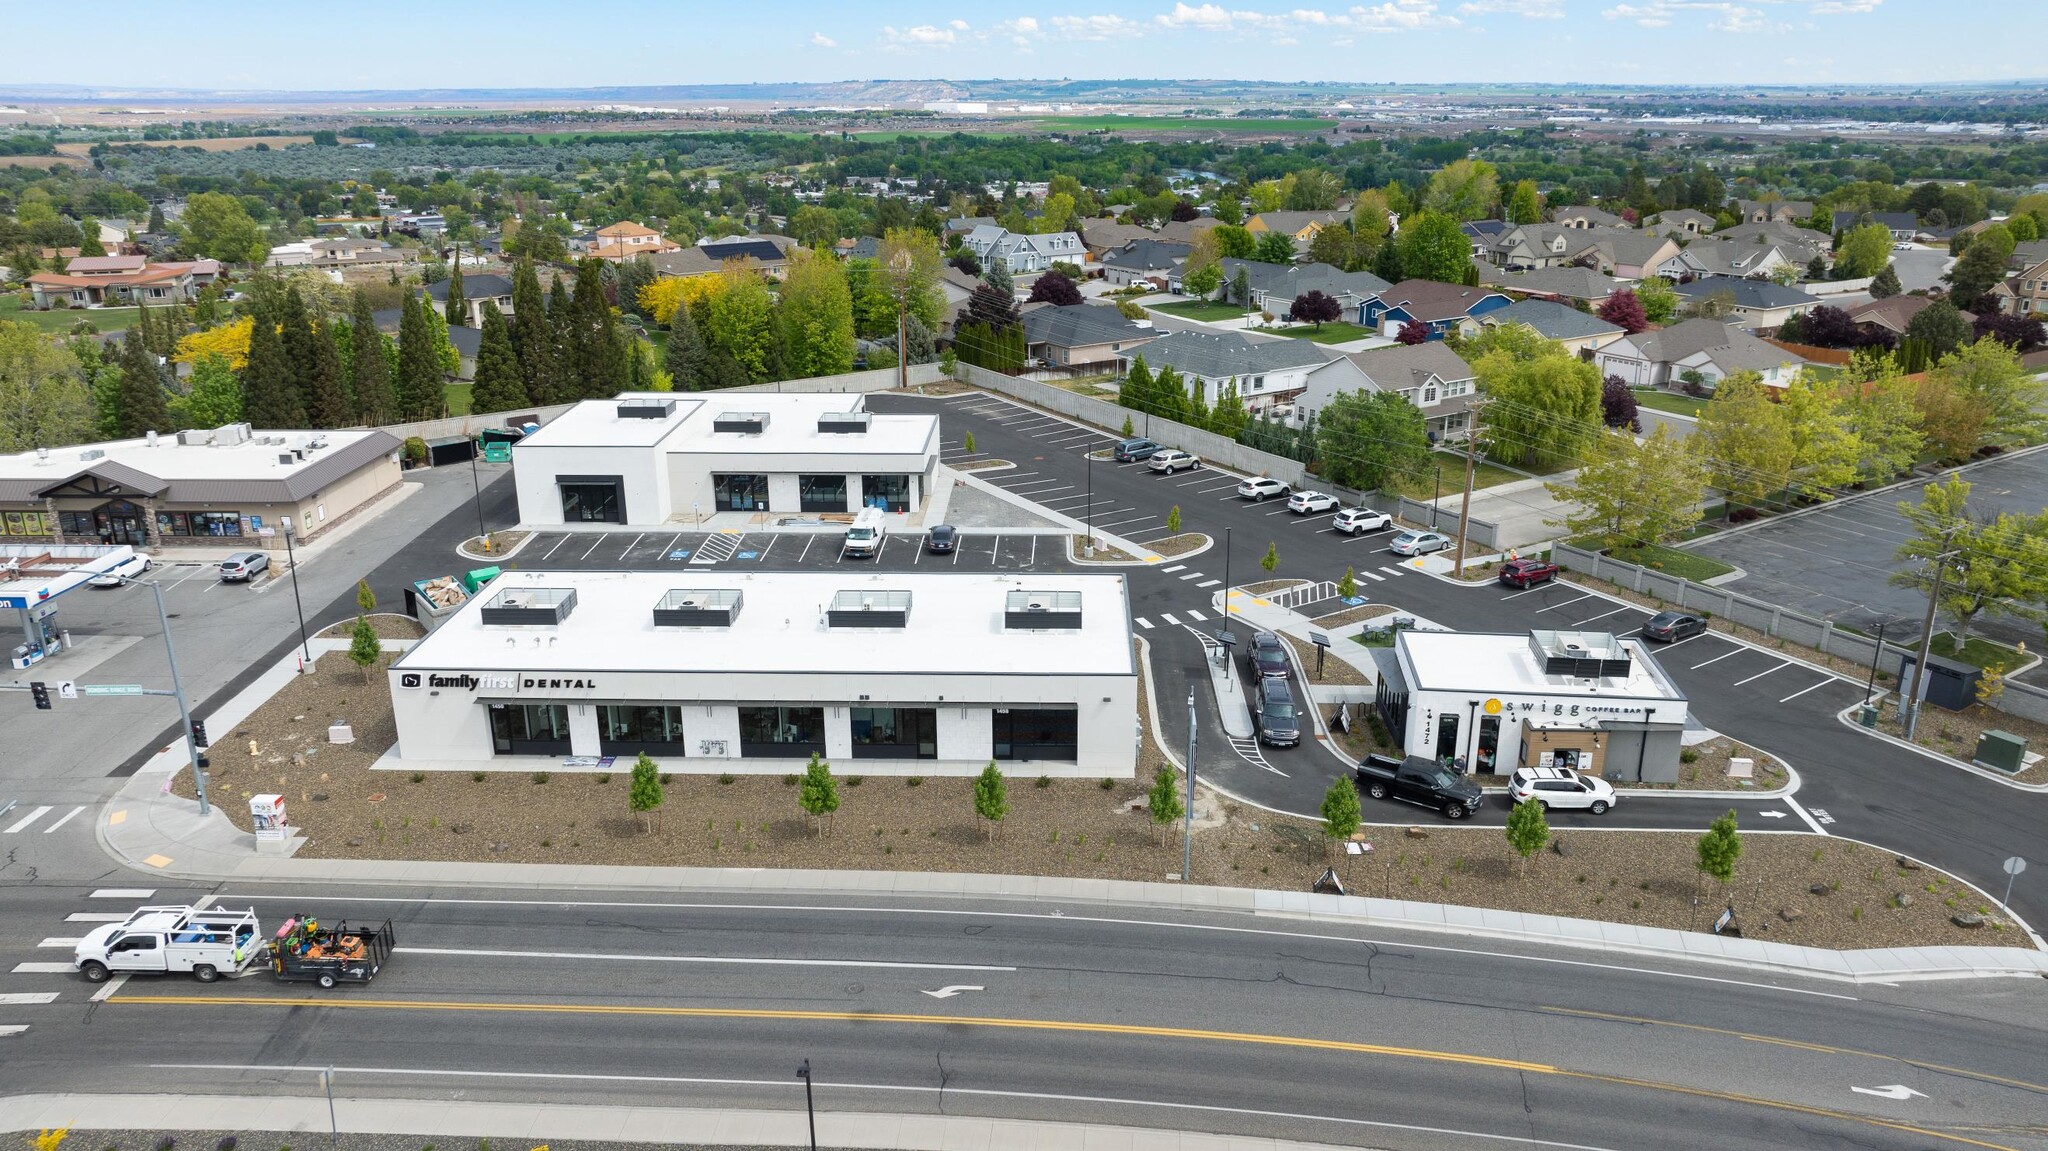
[267,914,395,989]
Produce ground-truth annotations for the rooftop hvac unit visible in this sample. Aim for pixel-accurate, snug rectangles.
[79,449,105,462]
[278,453,295,465]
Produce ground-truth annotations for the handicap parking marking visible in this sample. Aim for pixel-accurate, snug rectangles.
[735,551,760,560]
[668,550,692,561]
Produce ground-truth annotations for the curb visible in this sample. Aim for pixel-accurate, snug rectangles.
[1832,697,2048,794]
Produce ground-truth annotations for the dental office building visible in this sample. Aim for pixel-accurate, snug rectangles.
[511,393,940,526]
[1372,629,1689,783]
[387,570,1138,776]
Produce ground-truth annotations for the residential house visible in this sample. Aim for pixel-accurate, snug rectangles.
[578,221,680,263]
[1653,209,1716,236]
[1244,210,1346,248]
[374,308,479,379]
[1479,265,1626,309]
[1553,205,1627,230]
[945,216,996,238]
[1715,219,1828,260]
[1831,211,1919,241]
[1360,279,1513,340]
[961,225,1086,275]
[937,266,982,329]
[1990,257,2048,317]
[1078,220,1159,260]
[1292,341,1479,442]
[1156,216,1222,246]
[1658,239,1796,281]
[1672,277,1817,331]
[1737,199,1814,225]
[1594,318,1803,389]
[1020,304,1160,369]
[1202,259,1391,317]
[266,241,317,268]
[1578,231,1684,280]
[1101,239,1190,288]
[1485,223,1583,270]
[1113,330,1335,413]
[1478,299,1626,356]
[2007,239,2048,273]
[25,254,218,309]
[648,238,790,282]
[1845,295,1972,338]
[1461,219,1512,260]
[424,273,515,329]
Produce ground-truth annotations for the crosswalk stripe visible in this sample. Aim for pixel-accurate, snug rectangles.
[1160,612,1181,626]
[1380,566,1407,577]
[1186,609,1207,621]
[1161,565,1186,573]
[89,889,154,899]
[1134,617,1154,630]
[11,963,73,974]
[1195,579,1221,588]
[66,913,128,923]
[0,1026,29,1036]
[1360,570,1386,582]
[1178,572,1205,581]
[42,806,85,833]
[3,806,52,834]
[0,994,59,1005]
[37,938,80,948]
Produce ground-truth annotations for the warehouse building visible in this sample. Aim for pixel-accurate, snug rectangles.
[511,393,940,526]
[387,570,1137,776]
[1372,629,1689,783]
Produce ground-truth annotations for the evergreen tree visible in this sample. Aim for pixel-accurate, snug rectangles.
[572,258,618,399]
[547,274,578,396]
[147,203,167,234]
[469,303,526,415]
[241,302,304,427]
[1869,265,1902,300]
[983,259,1014,300]
[444,252,467,328]
[395,295,444,420]
[114,326,169,436]
[510,259,553,405]
[277,286,319,418]
[1119,356,1156,416]
[302,314,349,428]
[349,288,394,425]
[664,306,709,391]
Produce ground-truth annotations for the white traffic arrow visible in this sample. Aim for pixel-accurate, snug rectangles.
[919,985,986,999]
[1757,810,1787,819]
[1851,1085,1926,1101]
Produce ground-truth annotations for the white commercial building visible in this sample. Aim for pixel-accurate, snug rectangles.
[1372,629,1689,783]
[388,570,1138,776]
[512,393,940,526]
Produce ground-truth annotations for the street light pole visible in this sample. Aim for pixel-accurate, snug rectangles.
[1085,448,1094,552]
[281,518,311,672]
[1863,620,1887,705]
[120,574,209,816]
[469,445,489,552]
[796,1059,817,1151]
[1184,687,1196,883]
[1221,526,1232,621]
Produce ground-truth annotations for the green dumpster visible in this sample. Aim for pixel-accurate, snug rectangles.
[463,566,502,593]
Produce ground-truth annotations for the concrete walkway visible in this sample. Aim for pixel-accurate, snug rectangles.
[0,1094,1362,1151]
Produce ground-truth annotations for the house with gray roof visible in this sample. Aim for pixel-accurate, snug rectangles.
[1594,318,1805,390]
[962,225,1087,275]
[1114,330,1349,414]
[1292,342,1480,443]
[423,273,515,328]
[1478,299,1627,355]
[1360,279,1513,340]
[1101,239,1190,287]
[1204,259,1392,316]
[1652,209,1717,236]
[1020,304,1160,369]
[1657,238,1798,282]
[1672,277,1817,331]
[1737,199,1814,225]
[1481,265,1627,307]
[1554,205,1628,230]
[1832,211,1919,240]
[1079,220,1158,257]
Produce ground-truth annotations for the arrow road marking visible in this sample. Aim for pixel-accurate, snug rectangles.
[1757,811,1787,818]
[919,985,986,999]
[1851,1085,1927,1101]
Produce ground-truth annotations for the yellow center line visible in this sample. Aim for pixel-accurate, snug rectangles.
[110,994,2022,1151]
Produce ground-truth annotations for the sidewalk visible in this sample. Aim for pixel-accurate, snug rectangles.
[0,1094,1364,1151]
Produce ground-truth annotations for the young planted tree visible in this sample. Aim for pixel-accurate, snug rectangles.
[356,579,377,615]
[1504,798,1551,879]
[1147,765,1184,848]
[1319,775,1362,855]
[799,752,840,838]
[346,615,382,683]
[629,751,664,834]
[1166,505,1183,534]
[973,761,1009,842]
[1338,566,1356,599]
[1260,542,1279,574]
[963,431,976,454]
[1599,375,1641,431]
[1695,809,1743,898]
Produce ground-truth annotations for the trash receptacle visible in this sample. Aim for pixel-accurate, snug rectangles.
[1856,703,1879,728]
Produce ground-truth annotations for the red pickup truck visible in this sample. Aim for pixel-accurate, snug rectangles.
[1497,558,1559,588]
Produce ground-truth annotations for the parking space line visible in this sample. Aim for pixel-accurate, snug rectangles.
[1733,661,1793,686]
[618,533,644,561]
[1135,617,1154,629]
[798,536,815,563]
[1161,565,1186,573]
[1178,572,1206,581]
[1778,679,1835,704]
[542,536,569,561]
[1690,649,1743,670]
[1530,593,1593,614]
[578,536,605,561]
[1378,566,1407,577]
[1571,607,1633,627]
[1095,514,1156,530]
[755,536,777,563]
[1500,586,1546,600]
[1196,579,1221,588]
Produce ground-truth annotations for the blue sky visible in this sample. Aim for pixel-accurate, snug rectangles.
[15,1,2040,90]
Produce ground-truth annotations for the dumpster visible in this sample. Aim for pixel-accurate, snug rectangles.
[463,566,502,594]
[1895,651,1980,712]
[406,576,470,631]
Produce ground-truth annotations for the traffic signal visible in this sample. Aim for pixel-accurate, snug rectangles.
[190,718,209,748]
[29,682,50,710]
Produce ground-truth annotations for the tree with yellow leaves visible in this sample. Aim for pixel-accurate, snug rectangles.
[172,315,254,371]
[638,273,728,326]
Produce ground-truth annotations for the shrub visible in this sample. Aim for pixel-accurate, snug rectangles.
[471,771,485,782]
[595,772,611,784]
[531,772,550,785]
[410,771,425,783]
[782,773,800,786]
[718,773,735,785]
[1099,777,1116,790]
[1679,747,1699,765]
[403,435,428,462]
[846,775,864,786]
[906,776,924,787]
[1036,775,1052,789]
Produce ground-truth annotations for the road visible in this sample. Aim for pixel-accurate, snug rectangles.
[3,884,2045,1151]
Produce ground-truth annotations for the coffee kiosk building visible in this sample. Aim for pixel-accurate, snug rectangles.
[388,570,1138,776]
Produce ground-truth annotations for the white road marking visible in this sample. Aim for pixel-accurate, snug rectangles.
[1500,586,1547,600]
[0,1026,28,1036]
[618,533,643,560]
[918,985,986,998]
[1159,613,1182,626]
[3,806,52,834]
[42,806,85,833]
[1185,609,1207,621]
[1757,811,1787,818]
[1690,649,1744,670]
[1378,566,1406,577]
[1784,797,1828,835]
[1778,680,1835,704]
[37,938,80,948]
[1178,572,1206,581]
[578,536,604,561]
[1161,565,1186,573]
[394,946,1014,972]
[1530,594,1594,614]
[90,889,154,899]
[1196,579,1221,588]
[1359,570,1385,582]
[90,973,130,1003]
[66,913,128,923]
[0,994,59,1005]
[1733,661,1793,687]
[1851,1085,1926,1101]
[10,963,73,974]
[541,535,569,561]
[1570,608,1633,627]
[1134,618,1154,630]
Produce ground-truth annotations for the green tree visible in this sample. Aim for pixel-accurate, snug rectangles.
[241,304,304,427]
[1890,476,2048,647]
[1338,566,1356,598]
[1181,261,1224,299]
[704,269,775,382]
[1695,372,1793,513]
[349,288,394,424]
[354,579,377,615]
[1840,352,1924,479]
[1696,809,1743,891]
[114,326,168,436]
[629,751,664,833]
[777,252,856,379]
[444,256,467,328]
[973,761,1009,842]
[301,314,349,429]
[1166,504,1182,534]
[798,752,840,838]
[664,306,709,391]
[1506,180,1543,226]
[0,320,95,452]
[1208,379,1248,440]
[1868,265,1902,299]
[1320,775,1361,851]
[1393,210,1473,285]
[2008,213,2041,245]
[1933,337,2048,444]
[1948,223,2013,304]
[179,191,267,264]
[1317,389,1430,492]
[469,303,526,415]
[1305,224,1356,272]
[77,217,107,257]
[1147,765,1184,848]
[1119,355,1157,416]
[1423,159,1501,221]
[1260,541,1279,573]
[1504,798,1550,878]
[1833,222,1893,279]
[1546,425,1708,549]
[1779,371,1862,489]
[790,205,840,248]
[570,258,621,398]
[346,615,382,682]
[395,295,444,420]
[1902,299,1970,363]
[1214,225,1256,260]
[1252,231,1297,265]
[170,353,241,430]
[1350,189,1393,268]
[510,260,554,406]
[1473,332,1601,470]
[1637,277,1682,326]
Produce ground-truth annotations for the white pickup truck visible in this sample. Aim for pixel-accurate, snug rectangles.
[74,905,261,984]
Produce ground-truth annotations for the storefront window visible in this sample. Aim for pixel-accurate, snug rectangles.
[559,480,621,524]
[737,705,824,758]
[1476,716,1500,774]
[599,704,688,756]
[489,703,571,756]
[715,474,768,512]
[861,474,910,512]
[993,708,1077,763]
[156,511,191,537]
[191,511,242,537]
[798,475,848,514]
[2,512,25,536]
[60,511,96,538]
[851,707,937,760]
[1434,713,1461,765]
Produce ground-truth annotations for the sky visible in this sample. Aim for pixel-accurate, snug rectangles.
[9,0,2041,91]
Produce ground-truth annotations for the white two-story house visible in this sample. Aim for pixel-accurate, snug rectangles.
[962,225,1087,275]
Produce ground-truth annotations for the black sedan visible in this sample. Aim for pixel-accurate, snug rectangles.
[1642,611,1707,643]
[1246,630,1290,679]
[925,524,958,553]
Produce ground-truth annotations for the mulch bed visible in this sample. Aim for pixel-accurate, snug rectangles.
[1311,603,1395,629]
[1073,535,1138,562]
[1871,696,2048,785]
[316,614,427,641]
[166,651,2027,952]
[1147,533,1207,557]
[953,459,1012,471]
[1241,578,1303,595]
[1620,735,1790,793]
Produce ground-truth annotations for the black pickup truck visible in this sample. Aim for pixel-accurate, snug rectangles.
[1355,754,1484,820]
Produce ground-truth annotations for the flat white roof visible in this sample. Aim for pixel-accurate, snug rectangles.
[1398,630,1683,702]
[394,570,1133,678]
[0,427,384,483]
[517,392,937,457]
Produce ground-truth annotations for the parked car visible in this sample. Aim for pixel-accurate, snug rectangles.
[1497,558,1559,588]
[1148,450,1200,474]
[1508,766,1617,815]
[1237,477,1290,501]
[1893,242,1914,251]
[88,554,154,588]
[925,524,957,554]
[1246,630,1289,679]
[1642,611,1708,643]
[1354,754,1483,820]
[218,552,269,582]
[1332,507,1394,535]
[1112,438,1161,462]
[1254,676,1300,747]
[1286,490,1339,515]
[1389,530,1453,556]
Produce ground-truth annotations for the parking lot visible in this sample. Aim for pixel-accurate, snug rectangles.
[513,527,1064,572]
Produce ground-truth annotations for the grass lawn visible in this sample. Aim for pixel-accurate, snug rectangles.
[1,295,140,334]
[1149,299,1252,322]
[1599,542,1735,582]
[443,382,473,416]
[1629,388,1708,419]
[1258,321,1376,345]
[1928,632,2025,671]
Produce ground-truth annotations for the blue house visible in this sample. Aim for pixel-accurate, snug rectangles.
[1359,279,1514,341]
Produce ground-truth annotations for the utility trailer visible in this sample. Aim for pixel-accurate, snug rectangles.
[268,913,395,989]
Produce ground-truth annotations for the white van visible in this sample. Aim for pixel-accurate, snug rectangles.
[844,506,887,558]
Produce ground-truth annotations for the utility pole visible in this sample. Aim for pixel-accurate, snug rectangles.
[1904,536,1959,742]
[1184,687,1197,883]
[891,250,912,391]
[1453,408,1479,577]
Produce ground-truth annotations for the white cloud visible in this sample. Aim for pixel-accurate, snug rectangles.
[1048,14,1147,39]
[1601,0,1788,31]
[1458,0,1564,16]
[1153,1,1451,34]
[1809,0,1879,12]
[808,32,836,48]
[879,23,958,48]
[1156,2,1237,28]
[1348,0,1457,29]
[949,18,970,29]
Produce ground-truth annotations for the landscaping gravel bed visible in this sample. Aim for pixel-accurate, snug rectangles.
[1871,696,2048,786]
[1147,532,1207,557]
[317,614,426,641]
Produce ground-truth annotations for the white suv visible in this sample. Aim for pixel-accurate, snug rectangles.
[1508,766,1617,814]
[1237,477,1289,501]
[1332,507,1393,535]
[1148,450,1199,474]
